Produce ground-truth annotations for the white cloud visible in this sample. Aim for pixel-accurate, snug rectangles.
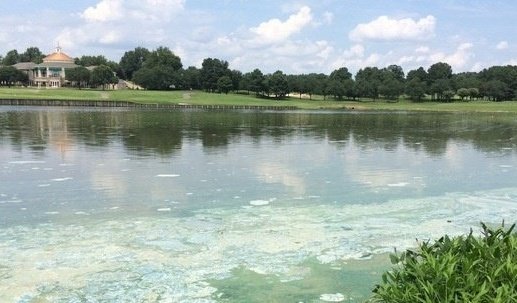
[332,46,380,71]
[415,46,430,53]
[496,41,508,50]
[349,15,436,42]
[343,44,365,58]
[506,59,517,66]
[250,6,313,44]
[429,42,474,70]
[323,11,334,25]
[81,0,184,23]
[81,0,124,22]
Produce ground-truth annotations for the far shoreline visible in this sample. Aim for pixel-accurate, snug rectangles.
[1,87,517,113]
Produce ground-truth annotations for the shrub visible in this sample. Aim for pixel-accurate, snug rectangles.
[369,223,517,303]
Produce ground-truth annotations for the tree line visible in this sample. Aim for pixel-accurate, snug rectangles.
[1,46,517,101]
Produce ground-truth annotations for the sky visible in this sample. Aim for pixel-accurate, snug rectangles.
[1,0,516,74]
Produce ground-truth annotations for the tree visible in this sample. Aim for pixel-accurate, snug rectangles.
[133,66,180,90]
[75,55,109,67]
[355,67,382,99]
[405,78,427,102]
[182,66,201,90]
[479,65,517,100]
[309,73,329,99]
[200,58,230,93]
[452,72,480,91]
[119,47,150,80]
[379,75,403,100]
[326,79,345,100]
[327,67,353,100]
[145,46,182,70]
[217,76,233,94]
[329,67,352,82]
[90,65,117,90]
[3,49,20,65]
[430,78,452,101]
[268,70,289,99]
[230,70,242,92]
[66,67,91,89]
[482,80,508,101]
[457,88,470,101]
[385,64,405,82]
[20,47,44,64]
[468,87,479,100]
[427,62,453,82]
[0,66,28,87]
[248,68,265,96]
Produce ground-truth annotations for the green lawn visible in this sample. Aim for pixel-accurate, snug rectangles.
[1,87,517,113]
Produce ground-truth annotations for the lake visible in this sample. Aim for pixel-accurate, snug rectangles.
[1,107,516,302]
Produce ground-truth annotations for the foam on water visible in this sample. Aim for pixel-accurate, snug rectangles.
[1,187,517,302]
[156,174,180,178]
[51,177,73,182]
[8,161,46,165]
[320,293,345,302]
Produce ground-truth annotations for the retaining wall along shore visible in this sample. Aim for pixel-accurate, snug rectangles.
[0,99,298,110]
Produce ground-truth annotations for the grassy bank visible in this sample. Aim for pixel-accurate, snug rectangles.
[1,87,517,113]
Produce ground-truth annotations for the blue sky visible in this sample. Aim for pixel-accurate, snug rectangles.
[1,0,516,74]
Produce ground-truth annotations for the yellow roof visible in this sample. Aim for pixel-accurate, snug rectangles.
[43,47,74,63]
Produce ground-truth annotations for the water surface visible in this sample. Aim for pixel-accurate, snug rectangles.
[1,107,516,302]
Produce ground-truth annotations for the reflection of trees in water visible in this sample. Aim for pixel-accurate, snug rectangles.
[0,109,515,157]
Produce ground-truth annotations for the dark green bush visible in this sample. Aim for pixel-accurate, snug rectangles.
[369,223,517,303]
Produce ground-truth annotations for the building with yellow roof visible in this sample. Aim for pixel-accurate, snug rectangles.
[13,46,78,88]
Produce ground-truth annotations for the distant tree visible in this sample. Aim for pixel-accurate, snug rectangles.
[326,79,345,100]
[217,75,233,94]
[457,88,470,101]
[248,68,265,96]
[309,73,329,99]
[20,47,44,64]
[405,78,427,102]
[452,72,481,91]
[406,67,428,82]
[2,49,20,65]
[239,73,251,94]
[288,74,303,98]
[230,70,242,92]
[66,67,91,89]
[482,80,508,101]
[379,74,403,100]
[144,46,182,70]
[355,67,382,99]
[443,89,456,102]
[430,78,452,101]
[385,64,405,82]
[427,62,453,82]
[479,65,517,100]
[182,66,201,90]
[268,70,289,99]
[133,66,180,90]
[468,87,479,100]
[0,66,28,87]
[329,67,352,82]
[90,65,117,90]
[76,55,109,67]
[119,47,150,80]
[327,67,353,100]
[200,58,230,93]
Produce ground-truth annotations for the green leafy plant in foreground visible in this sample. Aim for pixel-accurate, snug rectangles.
[369,223,517,303]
